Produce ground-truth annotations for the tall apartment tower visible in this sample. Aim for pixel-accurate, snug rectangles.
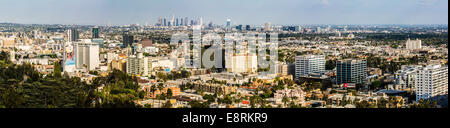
[415,64,448,101]
[336,59,367,85]
[67,29,79,42]
[295,55,325,78]
[226,54,258,73]
[406,38,422,50]
[127,53,152,77]
[75,39,100,71]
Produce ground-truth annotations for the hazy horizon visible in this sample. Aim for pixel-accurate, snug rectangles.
[0,0,448,26]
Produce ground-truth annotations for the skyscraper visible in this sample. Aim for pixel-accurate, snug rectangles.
[75,39,100,70]
[92,27,100,38]
[264,22,271,31]
[67,29,79,42]
[158,17,163,26]
[245,25,251,31]
[170,15,175,27]
[236,25,243,31]
[415,64,448,101]
[180,18,184,26]
[123,33,134,47]
[295,55,325,78]
[336,59,367,85]
[163,17,167,26]
[226,19,231,27]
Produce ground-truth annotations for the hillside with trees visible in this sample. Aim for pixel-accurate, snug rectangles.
[0,51,143,108]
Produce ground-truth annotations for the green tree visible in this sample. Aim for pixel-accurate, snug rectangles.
[53,61,62,78]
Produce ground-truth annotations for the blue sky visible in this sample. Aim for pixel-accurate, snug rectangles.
[0,0,448,25]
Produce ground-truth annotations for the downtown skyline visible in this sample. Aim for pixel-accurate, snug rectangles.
[0,0,448,26]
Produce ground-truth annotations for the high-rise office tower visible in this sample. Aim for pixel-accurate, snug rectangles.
[92,27,100,38]
[158,17,163,26]
[246,25,251,31]
[316,27,322,33]
[415,64,448,101]
[163,17,167,26]
[123,33,134,47]
[180,18,184,26]
[176,18,179,26]
[75,39,100,70]
[295,55,325,78]
[336,59,367,85]
[226,19,231,27]
[170,15,175,26]
[185,17,189,26]
[236,25,243,31]
[67,29,79,42]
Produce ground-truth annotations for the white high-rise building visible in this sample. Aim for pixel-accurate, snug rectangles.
[226,54,257,73]
[264,22,271,31]
[127,53,152,77]
[406,38,422,50]
[75,39,100,70]
[415,64,448,101]
[295,55,325,78]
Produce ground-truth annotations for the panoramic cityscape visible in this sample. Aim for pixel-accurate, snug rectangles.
[0,0,448,109]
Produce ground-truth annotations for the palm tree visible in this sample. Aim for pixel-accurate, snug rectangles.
[150,85,157,106]
[282,96,290,108]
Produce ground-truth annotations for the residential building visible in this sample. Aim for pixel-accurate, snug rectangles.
[127,53,152,76]
[75,39,100,70]
[415,64,448,101]
[295,55,325,78]
[394,65,418,90]
[67,29,79,42]
[406,38,422,50]
[336,59,367,85]
[226,54,258,73]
